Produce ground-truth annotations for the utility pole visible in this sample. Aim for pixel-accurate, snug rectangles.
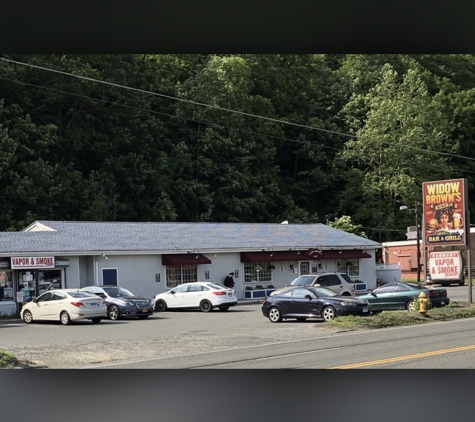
[400,203,421,283]
[415,203,421,283]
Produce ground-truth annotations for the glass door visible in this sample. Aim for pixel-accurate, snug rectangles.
[18,271,36,302]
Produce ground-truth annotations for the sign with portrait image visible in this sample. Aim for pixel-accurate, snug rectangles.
[422,178,467,247]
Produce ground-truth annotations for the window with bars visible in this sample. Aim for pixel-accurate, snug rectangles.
[336,259,359,277]
[165,265,197,288]
[243,262,272,283]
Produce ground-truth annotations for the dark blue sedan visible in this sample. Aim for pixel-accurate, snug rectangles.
[261,286,370,323]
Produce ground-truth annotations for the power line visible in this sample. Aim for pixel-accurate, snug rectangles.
[1,56,475,163]
[0,76,340,152]
[0,57,356,139]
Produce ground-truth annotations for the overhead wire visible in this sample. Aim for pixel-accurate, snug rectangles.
[0,76,340,151]
[0,57,356,139]
[2,56,474,163]
[2,56,475,235]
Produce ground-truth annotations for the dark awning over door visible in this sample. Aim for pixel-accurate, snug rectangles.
[162,254,212,266]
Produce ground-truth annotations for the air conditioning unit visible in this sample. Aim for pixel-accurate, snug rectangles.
[406,226,417,240]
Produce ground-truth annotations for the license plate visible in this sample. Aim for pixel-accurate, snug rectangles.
[441,301,445,305]
[142,308,148,312]
[363,306,368,312]
[90,303,97,307]
[227,293,232,297]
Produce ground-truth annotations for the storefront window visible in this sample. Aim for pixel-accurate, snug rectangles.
[244,262,272,283]
[38,269,62,294]
[336,259,360,277]
[166,265,197,288]
[0,271,13,301]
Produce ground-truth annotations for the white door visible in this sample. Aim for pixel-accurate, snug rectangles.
[183,284,204,307]
[48,291,68,320]
[31,291,54,320]
[166,284,189,307]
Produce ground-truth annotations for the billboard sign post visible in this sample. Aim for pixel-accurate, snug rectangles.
[422,178,471,302]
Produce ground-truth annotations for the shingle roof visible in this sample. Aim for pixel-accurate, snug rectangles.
[0,220,381,256]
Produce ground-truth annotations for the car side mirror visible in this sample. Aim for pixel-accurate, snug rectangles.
[32,297,37,303]
[170,291,175,294]
[305,294,312,300]
[371,292,377,297]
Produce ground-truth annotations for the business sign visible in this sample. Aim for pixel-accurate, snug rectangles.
[422,178,467,247]
[11,257,55,269]
[428,251,463,280]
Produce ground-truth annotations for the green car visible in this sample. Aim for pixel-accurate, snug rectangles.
[358,282,449,312]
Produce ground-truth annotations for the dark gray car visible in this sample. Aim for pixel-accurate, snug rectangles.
[80,285,153,320]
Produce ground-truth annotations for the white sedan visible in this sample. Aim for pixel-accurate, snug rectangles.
[152,282,237,312]
[20,289,107,325]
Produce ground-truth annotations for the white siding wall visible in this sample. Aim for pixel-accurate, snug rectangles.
[64,256,81,288]
[60,250,379,300]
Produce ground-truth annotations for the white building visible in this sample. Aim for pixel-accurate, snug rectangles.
[0,220,381,316]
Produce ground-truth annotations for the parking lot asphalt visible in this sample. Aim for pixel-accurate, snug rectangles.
[0,298,263,324]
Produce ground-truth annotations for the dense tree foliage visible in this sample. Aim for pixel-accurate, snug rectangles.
[1,54,474,242]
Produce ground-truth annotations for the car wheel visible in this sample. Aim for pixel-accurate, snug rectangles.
[459,281,465,286]
[138,315,149,319]
[406,300,415,311]
[156,300,167,312]
[219,306,230,311]
[268,307,282,323]
[60,311,71,325]
[108,305,120,320]
[296,318,307,322]
[200,300,213,312]
[341,292,351,296]
[91,318,102,324]
[322,306,336,321]
[23,310,33,324]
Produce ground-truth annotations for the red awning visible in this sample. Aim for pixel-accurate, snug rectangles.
[162,254,212,266]
[240,249,371,262]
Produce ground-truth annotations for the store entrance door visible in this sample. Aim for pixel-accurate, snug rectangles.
[17,269,63,302]
[18,271,36,303]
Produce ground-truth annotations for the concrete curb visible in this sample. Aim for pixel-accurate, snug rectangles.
[237,299,262,305]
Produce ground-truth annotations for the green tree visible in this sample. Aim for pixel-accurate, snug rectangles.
[337,64,453,241]
[329,215,367,238]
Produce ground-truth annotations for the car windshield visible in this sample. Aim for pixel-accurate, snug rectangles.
[288,276,315,286]
[102,287,134,297]
[307,287,339,297]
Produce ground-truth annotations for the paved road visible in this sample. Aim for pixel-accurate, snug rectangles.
[2,296,475,369]
[443,283,474,303]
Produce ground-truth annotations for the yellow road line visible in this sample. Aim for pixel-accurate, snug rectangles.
[329,345,475,369]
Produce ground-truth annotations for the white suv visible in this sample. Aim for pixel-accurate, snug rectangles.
[270,272,366,297]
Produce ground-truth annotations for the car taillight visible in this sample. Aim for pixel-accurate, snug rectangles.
[212,291,226,296]
[70,302,85,307]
